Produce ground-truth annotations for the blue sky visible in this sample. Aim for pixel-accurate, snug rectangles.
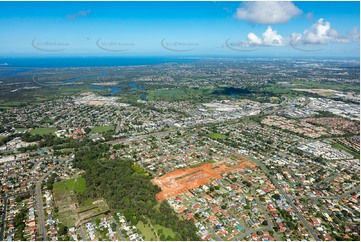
[0,1,359,57]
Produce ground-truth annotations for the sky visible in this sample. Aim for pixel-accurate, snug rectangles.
[0,1,359,57]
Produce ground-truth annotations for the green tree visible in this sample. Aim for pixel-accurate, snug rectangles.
[272,194,281,200]
[58,224,68,236]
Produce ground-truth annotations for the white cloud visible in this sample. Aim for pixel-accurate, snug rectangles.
[235,1,302,24]
[262,26,286,46]
[241,18,359,47]
[247,33,262,45]
[66,9,92,21]
[302,18,338,44]
[289,33,303,45]
[243,26,286,46]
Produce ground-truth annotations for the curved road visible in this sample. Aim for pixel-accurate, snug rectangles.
[254,196,281,241]
[290,186,360,200]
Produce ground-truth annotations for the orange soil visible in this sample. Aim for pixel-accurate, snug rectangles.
[152,156,255,201]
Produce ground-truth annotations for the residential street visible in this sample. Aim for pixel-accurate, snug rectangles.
[109,216,126,241]
[35,159,66,241]
[249,156,321,241]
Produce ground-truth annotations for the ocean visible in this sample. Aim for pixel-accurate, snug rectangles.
[0,57,198,68]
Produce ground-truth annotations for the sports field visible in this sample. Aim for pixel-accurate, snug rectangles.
[29,127,57,135]
[53,177,86,194]
[91,126,114,133]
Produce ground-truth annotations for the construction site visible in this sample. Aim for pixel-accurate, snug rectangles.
[152,156,255,201]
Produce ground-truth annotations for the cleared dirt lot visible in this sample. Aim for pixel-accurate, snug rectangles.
[53,178,110,228]
[152,156,255,201]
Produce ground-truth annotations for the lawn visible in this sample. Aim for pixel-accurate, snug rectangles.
[91,126,114,134]
[136,221,158,241]
[59,148,75,153]
[53,177,86,194]
[55,210,76,228]
[29,127,57,135]
[154,224,176,239]
[207,132,227,140]
[52,177,87,227]
[136,217,176,241]
[0,101,28,107]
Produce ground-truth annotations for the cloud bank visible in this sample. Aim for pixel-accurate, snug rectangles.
[241,18,359,47]
[235,1,302,24]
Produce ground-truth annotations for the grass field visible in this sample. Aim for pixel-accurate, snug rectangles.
[207,132,227,140]
[52,177,87,227]
[189,159,215,168]
[331,141,360,159]
[59,148,75,153]
[91,126,114,134]
[154,224,176,239]
[53,177,86,194]
[29,127,57,135]
[289,80,360,92]
[137,221,158,241]
[136,214,176,240]
[0,101,28,107]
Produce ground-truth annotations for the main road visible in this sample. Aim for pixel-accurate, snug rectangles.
[248,156,320,241]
